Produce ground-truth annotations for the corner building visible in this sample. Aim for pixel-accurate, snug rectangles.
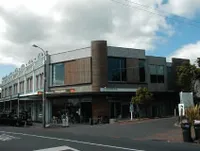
[0,40,189,124]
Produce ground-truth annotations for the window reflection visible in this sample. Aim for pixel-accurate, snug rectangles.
[149,64,164,83]
[52,63,65,86]
[108,57,126,82]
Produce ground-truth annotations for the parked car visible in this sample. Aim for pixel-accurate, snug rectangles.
[0,112,24,126]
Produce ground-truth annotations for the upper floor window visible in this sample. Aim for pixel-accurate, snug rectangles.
[139,60,146,82]
[36,75,39,90]
[30,77,33,91]
[26,77,33,92]
[52,63,65,86]
[2,89,4,98]
[149,65,164,83]
[40,73,44,89]
[9,86,12,96]
[20,81,24,93]
[14,83,18,94]
[108,57,126,82]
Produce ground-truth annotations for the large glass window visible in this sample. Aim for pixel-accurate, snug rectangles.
[139,60,146,82]
[149,65,165,83]
[108,57,126,82]
[52,63,65,86]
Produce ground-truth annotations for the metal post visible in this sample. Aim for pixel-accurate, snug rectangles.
[17,93,20,118]
[43,56,47,128]
[32,44,48,128]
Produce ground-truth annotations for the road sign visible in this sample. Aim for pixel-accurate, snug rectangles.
[130,103,133,113]
[34,145,80,151]
[178,103,185,116]
[0,134,20,141]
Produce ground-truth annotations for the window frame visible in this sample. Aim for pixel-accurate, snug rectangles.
[139,59,146,82]
[108,57,127,82]
[149,64,165,84]
[52,63,65,86]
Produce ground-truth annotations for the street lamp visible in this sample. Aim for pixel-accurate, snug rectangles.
[32,44,48,128]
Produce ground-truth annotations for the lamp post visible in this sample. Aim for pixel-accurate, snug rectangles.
[32,44,48,128]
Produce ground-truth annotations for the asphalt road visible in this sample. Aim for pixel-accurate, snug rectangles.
[0,117,199,151]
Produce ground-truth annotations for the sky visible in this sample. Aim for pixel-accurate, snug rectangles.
[0,0,200,83]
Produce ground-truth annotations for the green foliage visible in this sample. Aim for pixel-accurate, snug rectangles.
[131,87,153,105]
[197,58,200,68]
[176,62,197,91]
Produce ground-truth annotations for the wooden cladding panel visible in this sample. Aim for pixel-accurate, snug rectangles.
[126,58,139,83]
[64,57,91,85]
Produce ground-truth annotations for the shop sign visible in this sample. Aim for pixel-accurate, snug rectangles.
[100,87,137,92]
[52,88,76,93]
[37,91,43,95]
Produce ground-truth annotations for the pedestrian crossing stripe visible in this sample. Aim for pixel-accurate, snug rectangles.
[0,134,20,141]
[33,145,80,151]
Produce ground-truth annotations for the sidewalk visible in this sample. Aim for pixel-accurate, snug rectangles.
[117,116,173,125]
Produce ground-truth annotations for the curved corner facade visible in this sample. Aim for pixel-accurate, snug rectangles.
[0,40,189,125]
[91,40,108,92]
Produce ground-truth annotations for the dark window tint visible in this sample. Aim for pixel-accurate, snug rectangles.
[108,57,126,82]
[149,65,165,83]
[157,75,164,83]
[150,75,157,83]
[139,60,145,82]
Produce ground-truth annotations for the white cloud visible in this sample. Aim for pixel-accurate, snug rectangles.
[168,41,200,64]
[161,0,200,18]
[0,0,200,68]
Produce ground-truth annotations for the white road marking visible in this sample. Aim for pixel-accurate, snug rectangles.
[34,145,80,151]
[0,131,144,151]
[0,134,20,141]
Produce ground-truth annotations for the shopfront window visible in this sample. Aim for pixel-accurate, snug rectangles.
[108,57,126,82]
[52,63,65,86]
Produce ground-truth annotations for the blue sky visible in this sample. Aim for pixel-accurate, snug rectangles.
[147,15,200,57]
[0,0,200,83]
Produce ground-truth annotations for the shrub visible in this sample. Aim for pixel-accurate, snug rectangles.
[185,105,200,125]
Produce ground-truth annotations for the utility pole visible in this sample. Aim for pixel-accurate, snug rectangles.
[32,44,48,128]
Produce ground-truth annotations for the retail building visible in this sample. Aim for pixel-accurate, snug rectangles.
[0,40,189,123]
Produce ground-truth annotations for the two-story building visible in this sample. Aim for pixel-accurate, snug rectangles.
[0,40,189,124]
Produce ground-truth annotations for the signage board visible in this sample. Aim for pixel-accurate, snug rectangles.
[130,103,134,112]
[100,87,137,92]
[178,103,185,116]
[179,92,194,108]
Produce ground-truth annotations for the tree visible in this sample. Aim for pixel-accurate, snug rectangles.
[176,62,197,91]
[131,87,153,117]
[132,87,153,105]
[197,58,200,68]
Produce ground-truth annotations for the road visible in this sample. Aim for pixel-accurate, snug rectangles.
[0,117,199,151]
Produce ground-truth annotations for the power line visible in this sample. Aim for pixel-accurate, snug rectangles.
[123,0,200,25]
[110,0,200,29]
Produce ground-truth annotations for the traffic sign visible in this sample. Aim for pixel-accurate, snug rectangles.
[178,103,185,116]
[130,103,133,112]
